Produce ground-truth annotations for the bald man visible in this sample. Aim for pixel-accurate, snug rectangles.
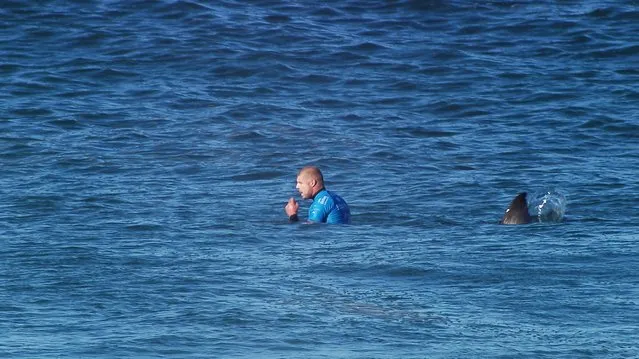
[285,166,351,224]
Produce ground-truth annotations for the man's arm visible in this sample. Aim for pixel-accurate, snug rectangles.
[285,198,299,222]
[307,200,328,223]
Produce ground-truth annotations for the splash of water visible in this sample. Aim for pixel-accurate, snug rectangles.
[529,191,567,223]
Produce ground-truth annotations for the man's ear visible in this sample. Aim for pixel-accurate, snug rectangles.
[310,179,317,187]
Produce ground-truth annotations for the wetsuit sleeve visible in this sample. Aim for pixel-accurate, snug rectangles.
[307,201,328,223]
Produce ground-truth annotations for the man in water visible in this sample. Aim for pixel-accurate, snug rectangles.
[285,166,351,224]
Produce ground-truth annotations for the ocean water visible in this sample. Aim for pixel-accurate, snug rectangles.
[2,0,639,358]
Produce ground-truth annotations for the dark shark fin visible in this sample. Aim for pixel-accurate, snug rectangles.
[500,192,532,225]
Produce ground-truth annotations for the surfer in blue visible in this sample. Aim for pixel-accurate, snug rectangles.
[285,166,351,224]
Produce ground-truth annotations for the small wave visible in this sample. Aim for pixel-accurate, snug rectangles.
[10,107,54,117]
[47,119,85,130]
[125,223,164,231]
[231,171,285,182]
[604,124,639,139]
[25,28,57,40]
[56,90,102,99]
[585,44,639,59]
[299,73,340,84]
[300,98,350,108]
[89,68,140,81]
[398,127,457,138]
[264,14,291,23]
[534,46,565,58]
[615,68,639,76]
[579,118,639,138]
[370,96,413,106]
[340,114,363,121]
[154,0,212,20]
[566,33,593,45]
[388,80,419,91]
[9,81,54,93]
[345,41,388,52]
[453,165,475,171]
[431,100,464,114]
[228,130,269,141]
[386,265,433,278]
[70,31,110,48]
[578,118,614,129]
[457,25,484,35]
[513,91,578,104]
[310,6,342,17]
[459,109,490,118]
[584,7,638,20]
[211,65,257,78]
[168,97,218,110]
[328,51,369,62]
[431,49,463,61]
[0,63,21,74]
[370,150,405,161]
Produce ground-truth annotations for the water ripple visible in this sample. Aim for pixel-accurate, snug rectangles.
[2,0,639,357]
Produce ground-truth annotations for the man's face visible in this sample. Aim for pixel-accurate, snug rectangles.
[296,174,314,199]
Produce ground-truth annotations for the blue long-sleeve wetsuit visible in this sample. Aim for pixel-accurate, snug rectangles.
[308,189,351,224]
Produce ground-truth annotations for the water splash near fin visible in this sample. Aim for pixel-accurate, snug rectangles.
[531,191,566,223]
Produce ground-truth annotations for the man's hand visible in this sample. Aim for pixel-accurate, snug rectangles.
[285,197,299,221]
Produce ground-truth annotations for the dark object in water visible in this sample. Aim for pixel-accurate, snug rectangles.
[500,192,532,225]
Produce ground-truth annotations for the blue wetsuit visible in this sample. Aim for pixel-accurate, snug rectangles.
[308,189,351,224]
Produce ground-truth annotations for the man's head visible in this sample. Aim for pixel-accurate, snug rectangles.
[295,166,324,199]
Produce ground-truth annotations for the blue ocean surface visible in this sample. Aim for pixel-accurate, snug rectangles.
[2,0,639,357]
